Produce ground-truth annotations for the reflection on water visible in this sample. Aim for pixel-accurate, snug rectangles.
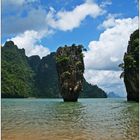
[2,98,139,140]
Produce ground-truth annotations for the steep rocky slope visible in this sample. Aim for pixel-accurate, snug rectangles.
[123,29,139,102]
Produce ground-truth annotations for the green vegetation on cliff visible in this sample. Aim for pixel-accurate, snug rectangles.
[1,41,107,98]
[1,41,35,98]
[124,30,139,71]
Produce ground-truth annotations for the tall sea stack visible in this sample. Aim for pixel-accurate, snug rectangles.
[56,45,84,102]
[123,29,139,102]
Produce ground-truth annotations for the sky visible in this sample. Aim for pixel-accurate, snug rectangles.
[2,0,138,96]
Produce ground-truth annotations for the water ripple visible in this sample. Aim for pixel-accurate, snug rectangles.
[2,98,139,140]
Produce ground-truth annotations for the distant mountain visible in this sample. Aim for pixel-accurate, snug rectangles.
[107,92,121,98]
[2,41,107,98]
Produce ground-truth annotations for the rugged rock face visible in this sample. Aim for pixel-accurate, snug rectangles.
[56,45,85,101]
[28,55,41,73]
[34,53,60,98]
[123,29,139,102]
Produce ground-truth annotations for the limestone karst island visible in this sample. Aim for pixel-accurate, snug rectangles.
[56,45,85,101]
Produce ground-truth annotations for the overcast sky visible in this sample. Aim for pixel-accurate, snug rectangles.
[2,0,138,96]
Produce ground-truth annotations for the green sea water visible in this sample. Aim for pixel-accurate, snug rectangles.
[2,98,139,140]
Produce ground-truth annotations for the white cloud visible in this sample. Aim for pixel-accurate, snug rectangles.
[84,16,138,71]
[3,0,105,34]
[46,1,104,31]
[98,15,116,29]
[2,0,38,6]
[101,17,115,29]
[84,16,138,94]
[10,30,50,58]
[100,0,112,8]
[3,0,25,6]
[98,13,122,29]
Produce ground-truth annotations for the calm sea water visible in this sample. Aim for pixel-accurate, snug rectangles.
[2,98,139,140]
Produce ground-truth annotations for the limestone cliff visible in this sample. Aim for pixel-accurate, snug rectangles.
[123,29,139,102]
[56,45,84,101]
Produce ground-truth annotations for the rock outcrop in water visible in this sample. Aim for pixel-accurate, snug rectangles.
[56,45,84,101]
[122,29,139,102]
